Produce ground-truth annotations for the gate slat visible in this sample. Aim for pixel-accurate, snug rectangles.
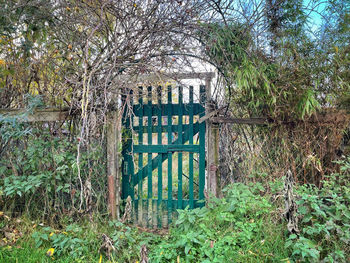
[157,86,162,228]
[134,124,195,133]
[133,103,204,116]
[147,86,153,227]
[133,144,199,153]
[167,86,173,223]
[189,86,194,209]
[199,85,206,201]
[178,86,183,209]
[138,87,144,224]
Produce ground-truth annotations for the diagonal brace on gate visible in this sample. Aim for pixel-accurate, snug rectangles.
[130,122,200,186]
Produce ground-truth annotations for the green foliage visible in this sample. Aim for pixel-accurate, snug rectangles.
[1,169,349,262]
[150,183,287,262]
[0,242,91,263]
[109,220,154,262]
[297,87,320,119]
[202,22,278,117]
[21,219,153,262]
[32,224,87,258]
[0,122,107,218]
[0,95,44,147]
[286,157,350,262]
[201,0,349,120]
[285,235,320,262]
[1,131,73,213]
[0,114,31,145]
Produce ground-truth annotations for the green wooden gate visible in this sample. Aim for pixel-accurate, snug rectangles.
[121,85,206,227]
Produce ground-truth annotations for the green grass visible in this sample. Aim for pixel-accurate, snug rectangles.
[0,242,94,263]
[0,216,101,263]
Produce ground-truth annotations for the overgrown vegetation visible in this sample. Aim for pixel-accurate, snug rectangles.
[149,183,286,263]
[1,161,349,262]
[1,0,350,262]
[0,111,107,220]
[288,157,350,262]
[204,0,349,187]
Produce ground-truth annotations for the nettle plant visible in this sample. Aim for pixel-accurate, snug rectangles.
[0,129,76,213]
[0,117,107,217]
[286,156,350,262]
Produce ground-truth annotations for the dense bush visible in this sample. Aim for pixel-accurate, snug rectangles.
[0,116,107,219]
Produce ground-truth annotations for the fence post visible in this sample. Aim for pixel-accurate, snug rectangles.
[107,110,118,220]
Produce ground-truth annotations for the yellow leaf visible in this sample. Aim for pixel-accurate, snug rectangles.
[0,59,5,66]
[49,232,54,237]
[0,211,4,216]
[177,255,180,263]
[46,248,55,257]
[99,254,102,263]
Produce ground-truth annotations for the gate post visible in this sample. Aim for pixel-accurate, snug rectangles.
[205,76,220,197]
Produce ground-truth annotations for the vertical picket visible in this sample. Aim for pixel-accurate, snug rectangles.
[147,86,153,226]
[138,87,144,224]
[178,86,183,209]
[167,86,173,223]
[157,86,163,228]
[199,85,206,201]
[189,86,194,209]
